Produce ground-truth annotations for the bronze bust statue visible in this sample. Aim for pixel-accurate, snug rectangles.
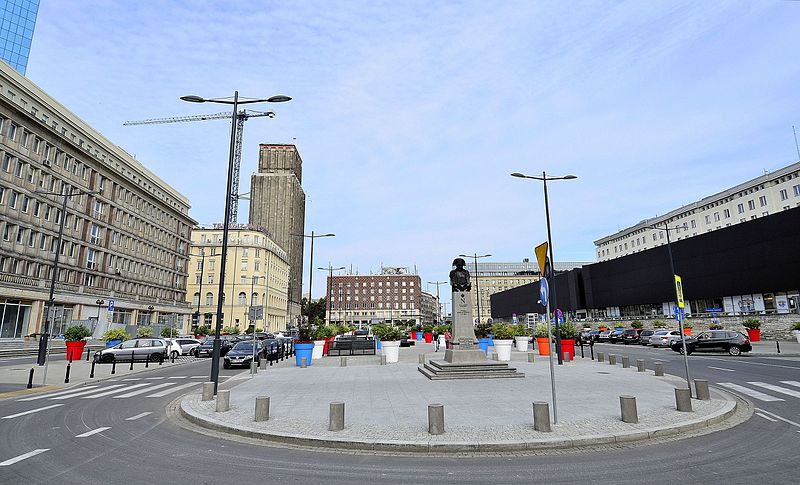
[449,258,471,292]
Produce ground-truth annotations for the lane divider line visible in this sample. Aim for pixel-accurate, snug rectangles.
[17,386,100,402]
[717,383,784,402]
[2,404,64,420]
[114,382,172,398]
[0,449,50,466]
[168,376,188,379]
[82,383,150,399]
[754,408,800,429]
[707,366,735,372]
[125,412,152,421]
[75,427,111,438]
[755,412,778,422]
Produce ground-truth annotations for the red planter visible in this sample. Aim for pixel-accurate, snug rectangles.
[536,337,550,356]
[410,331,416,340]
[746,328,761,342]
[65,341,86,361]
[682,328,693,337]
[560,339,576,361]
[423,332,433,343]
[324,336,336,354]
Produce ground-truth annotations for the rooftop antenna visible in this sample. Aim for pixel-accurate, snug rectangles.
[794,126,800,161]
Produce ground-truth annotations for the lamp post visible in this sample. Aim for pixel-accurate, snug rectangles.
[458,253,491,326]
[36,187,99,367]
[511,171,576,366]
[319,265,346,325]
[292,231,335,327]
[192,249,207,334]
[182,91,291,394]
[427,281,447,325]
[95,299,105,330]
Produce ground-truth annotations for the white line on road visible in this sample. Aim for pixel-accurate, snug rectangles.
[113,382,172,398]
[168,376,187,379]
[748,382,800,399]
[51,384,125,400]
[780,381,800,388]
[147,381,198,397]
[122,378,141,381]
[707,366,735,372]
[17,386,99,402]
[125,412,152,421]
[82,383,150,399]
[717,383,785,402]
[145,376,165,380]
[755,412,778,422]
[2,404,64,419]
[75,427,111,438]
[190,376,206,379]
[0,449,49,466]
[702,357,800,371]
[754,408,800,429]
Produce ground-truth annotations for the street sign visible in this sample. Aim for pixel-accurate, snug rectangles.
[512,313,518,325]
[107,299,115,312]
[534,242,549,278]
[248,306,264,320]
[674,275,685,309]
[539,278,549,307]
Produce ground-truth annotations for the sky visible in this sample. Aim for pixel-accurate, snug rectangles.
[24,0,800,307]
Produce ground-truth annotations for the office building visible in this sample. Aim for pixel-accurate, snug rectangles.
[419,291,438,326]
[0,0,38,75]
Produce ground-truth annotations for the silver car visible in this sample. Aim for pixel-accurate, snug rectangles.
[649,330,681,348]
[93,338,168,363]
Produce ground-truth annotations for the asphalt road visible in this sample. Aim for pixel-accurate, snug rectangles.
[0,348,798,484]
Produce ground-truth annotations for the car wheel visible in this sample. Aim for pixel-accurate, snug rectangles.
[149,353,162,363]
[193,349,199,357]
[101,354,115,364]
[170,351,179,360]
[729,346,742,356]
[223,362,230,369]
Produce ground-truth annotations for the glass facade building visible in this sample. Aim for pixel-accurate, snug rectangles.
[0,0,39,75]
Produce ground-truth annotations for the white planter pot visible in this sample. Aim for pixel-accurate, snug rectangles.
[438,335,446,347]
[514,336,529,352]
[382,340,401,363]
[793,330,800,344]
[494,339,513,361]
[312,340,325,360]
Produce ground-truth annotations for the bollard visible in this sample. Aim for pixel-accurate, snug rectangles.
[340,356,348,367]
[111,360,116,375]
[145,355,149,368]
[491,353,499,361]
[201,382,214,401]
[90,361,96,378]
[250,362,258,374]
[580,341,585,358]
[608,354,617,365]
[654,362,664,376]
[637,359,646,372]
[216,390,231,412]
[255,396,270,422]
[380,355,387,365]
[695,379,710,401]
[622,356,630,368]
[64,356,72,384]
[171,352,175,363]
[532,402,551,432]
[270,356,274,366]
[27,367,34,389]
[329,402,345,431]
[300,357,307,368]
[675,388,692,412]
[620,395,638,423]
[419,354,425,364]
[565,352,571,362]
[130,351,135,371]
[590,341,594,360]
[85,346,91,361]
[597,351,604,363]
[260,358,266,369]
[776,341,781,354]
[428,404,445,435]
[527,352,535,363]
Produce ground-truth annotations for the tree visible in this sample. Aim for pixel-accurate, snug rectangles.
[301,296,327,324]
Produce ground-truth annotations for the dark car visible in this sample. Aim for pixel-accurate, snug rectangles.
[596,329,612,342]
[622,328,643,344]
[400,333,416,347]
[670,330,752,356]
[223,341,263,368]
[194,336,236,357]
[638,329,655,345]
[608,328,626,344]
[262,338,287,361]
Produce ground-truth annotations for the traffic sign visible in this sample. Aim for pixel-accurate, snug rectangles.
[674,275,685,308]
[107,299,115,312]
[534,242,549,278]
[248,306,263,320]
[539,278,549,307]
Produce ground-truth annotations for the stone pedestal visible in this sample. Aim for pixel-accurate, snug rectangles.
[446,291,479,362]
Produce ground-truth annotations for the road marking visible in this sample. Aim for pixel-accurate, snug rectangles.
[17,386,100,402]
[82,383,150,399]
[125,412,152,421]
[190,375,206,379]
[122,378,141,381]
[780,381,800,389]
[147,381,198,397]
[51,384,125,400]
[755,412,778,422]
[702,357,800,371]
[0,449,49,466]
[707,366,735,372]
[113,382,172,398]
[75,427,111,438]
[748,382,800,399]
[168,376,187,379]
[145,376,165,380]
[2,404,64,419]
[717,383,784,402]
[754,408,800,429]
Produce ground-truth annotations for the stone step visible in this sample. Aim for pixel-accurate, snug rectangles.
[418,366,525,380]
[424,362,515,374]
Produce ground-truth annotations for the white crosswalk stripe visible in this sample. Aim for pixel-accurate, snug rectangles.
[75,427,111,438]
[147,381,199,397]
[748,382,800,399]
[168,376,187,379]
[2,404,63,420]
[113,382,172,398]
[125,412,152,421]
[780,381,800,389]
[718,382,785,402]
[18,386,100,402]
[0,449,49,466]
[82,383,150,399]
[51,385,126,400]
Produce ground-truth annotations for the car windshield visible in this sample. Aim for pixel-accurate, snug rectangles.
[233,342,258,351]
[653,331,668,335]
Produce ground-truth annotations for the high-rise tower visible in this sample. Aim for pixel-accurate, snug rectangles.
[248,144,306,324]
[0,0,39,75]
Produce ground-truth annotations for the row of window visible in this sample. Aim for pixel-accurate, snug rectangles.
[330,302,415,310]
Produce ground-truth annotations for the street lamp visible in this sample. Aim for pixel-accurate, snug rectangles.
[427,281,447,325]
[292,232,335,325]
[458,253,491,326]
[319,265,346,325]
[511,171,576,366]
[36,187,99,368]
[182,91,291,395]
[95,299,105,328]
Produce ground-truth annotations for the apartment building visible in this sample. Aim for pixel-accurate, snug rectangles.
[324,267,422,327]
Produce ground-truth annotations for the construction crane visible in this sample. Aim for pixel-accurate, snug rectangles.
[123,109,275,223]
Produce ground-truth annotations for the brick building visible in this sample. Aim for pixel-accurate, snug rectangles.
[324,267,422,327]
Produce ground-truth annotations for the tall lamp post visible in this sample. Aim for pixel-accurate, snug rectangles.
[427,281,447,325]
[95,299,105,330]
[319,265,346,325]
[512,171,576,366]
[181,91,291,394]
[292,231,335,325]
[458,253,491,326]
[36,187,98,367]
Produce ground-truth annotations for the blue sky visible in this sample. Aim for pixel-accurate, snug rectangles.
[24,1,800,306]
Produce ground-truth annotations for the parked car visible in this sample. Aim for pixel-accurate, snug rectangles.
[262,338,286,361]
[649,330,682,347]
[172,337,202,356]
[194,336,236,357]
[609,328,626,344]
[94,338,168,363]
[621,328,643,344]
[223,341,263,368]
[670,330,752,356]
[579,329,598,344]
[163,338,183,359]
[638,329,655,345]
[400,333,416,347]
[596,329,612,342]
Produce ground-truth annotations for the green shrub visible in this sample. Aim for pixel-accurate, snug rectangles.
[64,325,92,342]
[682,321,693,329]
[792,322,800,331]
[160,327,178,338]
[630,321,643,329]
[534,323,550,338]
[434,324,451,334]
[743,318,760,330]
[512,324,530,337]
[195,326,211,337]
[558,321,579,339]
[613,322,625,329]
[652,320,667,329]
[709,323,723,330]
[475,323,492,338]
[221,326,238,335]
[136,326,153,338]
[422,325,434,333]
[491,323,515,340]
[372,324,403,341]
[101,328,129,342]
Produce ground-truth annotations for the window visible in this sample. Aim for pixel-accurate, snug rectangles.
[759,196,767,207]
[90,223,100,244]
[14,160,23,178]
[9,191,17,209]
[723,209,730,218]
[207,274,214,284]
[238,292,247,305]
[713,212,720,222]
[704,215,711,224]
[690,220,696,229]
[193,293,200,306]
[737,203,744,214]
[241,260,247,271]
[780,189,788,201]
[93,200,103,217]
[793,184,800,196]
[87,248,96,269]
[748,200,755,210]
[206,293,214,305]
[1,154,10,172]
[21,195,29,213]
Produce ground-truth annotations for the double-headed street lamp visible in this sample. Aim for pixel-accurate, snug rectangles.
[181,91,291,394]
[458,253,491,325]
[292,232,335,323]
[511,171,576,367]
[319,265,346,325]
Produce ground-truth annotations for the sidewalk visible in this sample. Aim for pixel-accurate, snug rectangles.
[179,342,741,453]
[748,339,800,356]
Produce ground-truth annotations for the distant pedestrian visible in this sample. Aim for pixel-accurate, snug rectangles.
[433,329,439,351]
[444,330,452,350]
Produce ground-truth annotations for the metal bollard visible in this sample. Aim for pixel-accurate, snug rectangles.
[329,402,345,431]
[580,341,585,358]
[675,388,692,412]
[340,356,347,367]
[90,361,96,378]
[380,355,387,365]
[620,395,638,423]
[622,356,630,368]
[300,357,307,368]
[201,382,214,401]
[27,367,34,389]
[86,346,91,361]
[111,360,116,375]
[532,402,551,432]
[527,352,535,363]
[270,356,273,366]
[130,351,135,371]
[654,362,664,376]
[255,396,270,422]
[597,351,604,363]
[216,390,230,412]
[419,354,425,364]
[608,354,617,365]
[171,352,176,363]
[428,403,445,435]
[590,340,595,360]
[637,359,646,372]
[695,379,710,400]
[776,341,781,354]
[64,356,72,384]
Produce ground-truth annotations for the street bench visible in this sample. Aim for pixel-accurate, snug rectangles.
[327,338,376,356]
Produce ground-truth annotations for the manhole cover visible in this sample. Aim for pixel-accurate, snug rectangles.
[596,371,611,374]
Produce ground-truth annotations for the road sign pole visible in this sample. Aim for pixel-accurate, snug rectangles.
[545,298,557,424]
